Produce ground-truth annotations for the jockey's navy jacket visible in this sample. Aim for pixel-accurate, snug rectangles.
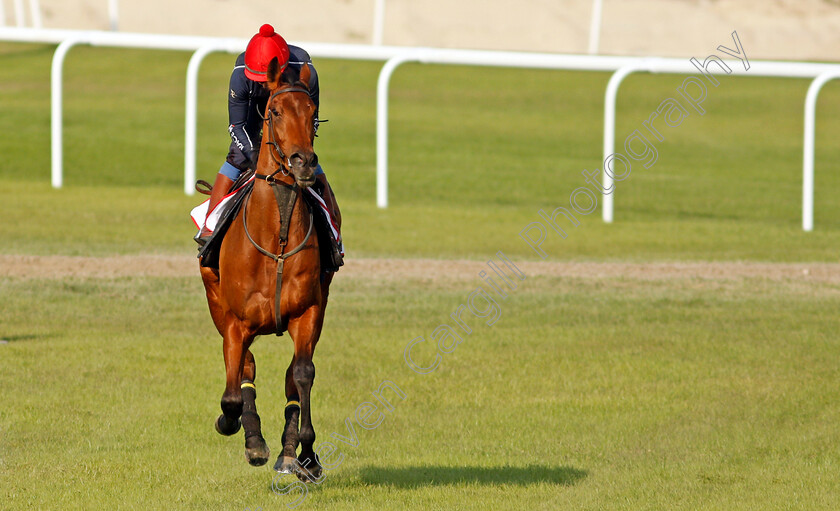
[225,46,320,172]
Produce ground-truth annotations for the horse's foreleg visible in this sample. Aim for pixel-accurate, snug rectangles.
[292,353,321,482]
[215,320,250,437]
[241,349,270,466]
[274,355,301,474]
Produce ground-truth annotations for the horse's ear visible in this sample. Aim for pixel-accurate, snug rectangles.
[299,63,311,87]
[266,57,282,87]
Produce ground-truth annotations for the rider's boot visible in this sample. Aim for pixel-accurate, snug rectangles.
[195,173,235,247]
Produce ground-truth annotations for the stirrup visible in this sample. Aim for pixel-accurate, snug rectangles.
[194,231,212,247]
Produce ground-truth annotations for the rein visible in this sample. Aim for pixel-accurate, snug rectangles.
[242,173,314,336]
[242,84,316,335]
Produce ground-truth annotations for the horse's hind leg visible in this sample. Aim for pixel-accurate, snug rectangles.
[274,355,301,474]
[200,266,226,334]
[241,349,270,466]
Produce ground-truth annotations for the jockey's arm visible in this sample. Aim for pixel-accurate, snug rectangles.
[228,70,261,169]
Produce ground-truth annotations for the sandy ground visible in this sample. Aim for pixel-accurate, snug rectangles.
[2,254,840,284]
[26,0,840,62]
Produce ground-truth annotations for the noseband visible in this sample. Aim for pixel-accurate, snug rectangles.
[260,86,313,177]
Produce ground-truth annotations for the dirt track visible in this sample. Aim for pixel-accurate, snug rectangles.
[42,0,840,62]
[2,254,840,283]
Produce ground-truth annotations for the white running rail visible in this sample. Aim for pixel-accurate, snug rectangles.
[376,48,840,231]
[601,58,840,229]
[0,27,403,195]
[1,27,839,230]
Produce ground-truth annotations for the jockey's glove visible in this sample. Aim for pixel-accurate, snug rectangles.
[248,149,260,171]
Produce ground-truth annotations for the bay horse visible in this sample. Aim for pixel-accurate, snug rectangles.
[199,57,332,480]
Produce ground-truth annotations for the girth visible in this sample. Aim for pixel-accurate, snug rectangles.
[243,172,314,335]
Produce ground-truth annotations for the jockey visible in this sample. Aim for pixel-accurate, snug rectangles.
[196,24,341,247]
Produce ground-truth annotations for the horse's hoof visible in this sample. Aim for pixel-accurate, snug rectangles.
[296,457,323,483]
[296,468,322,483]
[214,414,241,436]
[245,436,270,467]
[274,455,298,474]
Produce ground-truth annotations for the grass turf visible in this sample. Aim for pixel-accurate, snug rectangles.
[2,43,840,260]
[1,41,839,510]
[1,272,839,510]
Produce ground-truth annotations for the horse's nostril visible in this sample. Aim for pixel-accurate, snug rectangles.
[289,152,318,170]
[288,153,306,170]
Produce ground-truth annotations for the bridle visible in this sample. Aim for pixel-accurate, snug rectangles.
[259,86,313,178]
[244,84,316,335]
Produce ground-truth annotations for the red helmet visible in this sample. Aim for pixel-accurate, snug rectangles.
[244,24,290,82]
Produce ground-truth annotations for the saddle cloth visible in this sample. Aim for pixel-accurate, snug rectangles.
[191,177,343,271]
[190,175,255,235]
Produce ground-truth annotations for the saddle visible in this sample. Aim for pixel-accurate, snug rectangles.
[196,171,344,273]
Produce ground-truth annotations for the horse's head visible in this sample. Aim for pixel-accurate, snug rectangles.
[263,57,318,188]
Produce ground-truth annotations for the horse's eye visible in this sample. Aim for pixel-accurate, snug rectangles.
[270,108,280,117]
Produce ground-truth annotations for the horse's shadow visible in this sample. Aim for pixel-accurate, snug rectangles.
[358,464,587,488]
[0,334,40,343]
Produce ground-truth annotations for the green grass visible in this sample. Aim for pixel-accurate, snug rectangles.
[2,272,839,510]
[1,41,840,510]
[2,42,840,261]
